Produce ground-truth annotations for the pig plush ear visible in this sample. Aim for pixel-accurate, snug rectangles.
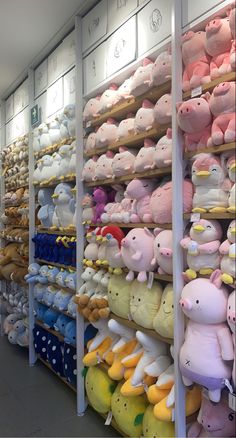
[201,92,211,102]
[144,138,156,148]
[144,227,154,237]
[109,83,118,91]
[176,102,182,111]
[96,95,101,100]
[92,155,99,162]
[166,128,172,140]
[154,227,162,237]
[210,269,222,289]
[118,146,128,153]
[106,117,117,124]
[143,58,153,66]
[106,151,114,158]
[142,99,154,109]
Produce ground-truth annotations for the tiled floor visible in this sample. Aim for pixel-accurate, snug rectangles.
[0,336,119,437]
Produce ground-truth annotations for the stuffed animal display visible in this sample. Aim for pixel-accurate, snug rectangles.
[1,135,29,190]
[33,145,76,185]
[33,233,76,267]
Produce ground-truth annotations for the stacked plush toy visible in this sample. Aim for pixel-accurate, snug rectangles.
[1,135,29,190]
[33,233,76,266]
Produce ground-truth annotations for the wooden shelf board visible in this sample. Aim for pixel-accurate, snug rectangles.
[184,142,236,159]
[36,299,76,318]
[184,212,236,220]
[84,125,169,158]
[5,224,29,229]
[34,137,75,159]
[154,273,173,282]
[36,259,76,271]
[36,227,76,236]
[183,72,236,100]
[38,356,77,393]
[91,222,172,230]
[36,319,65,342]
[34,175,76,189]
[85,80,171,130]
[85,166,171,187]
[109,313,173,345]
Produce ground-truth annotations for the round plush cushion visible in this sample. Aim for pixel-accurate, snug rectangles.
[130,280,162,329]
[143,405,175,437]
[153,283,174,339]
[85,366,116,414]
[107,274,131,319]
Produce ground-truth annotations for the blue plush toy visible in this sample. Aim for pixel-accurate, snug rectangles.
[53,290,71,311]
[55,270,68,288]
[33,324,48,360]
[64,272,76,290]
[37,188,55,228]
[67,296,77,318]
[35,303,48,321]
[64,320,76,346]
[54,314,71,336]
[63,344,77,386]
[43,285,58,307]
[43,308,59,329]
[47,267,60,283]
[33,283,46,301]
[47,334,64,376]
[84,323,98,344]
[24,263,41,283]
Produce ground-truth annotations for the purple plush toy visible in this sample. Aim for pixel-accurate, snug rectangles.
[92,187,108,223]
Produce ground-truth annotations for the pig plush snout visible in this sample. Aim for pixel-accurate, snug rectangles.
[179,104,193,116]
[160,247,172,257]
[182,31,194,42]
[206,18,221,34]
[121,238,129,248]
[228,311,236,324]
[213,82,231,96]
[179,298,192,310]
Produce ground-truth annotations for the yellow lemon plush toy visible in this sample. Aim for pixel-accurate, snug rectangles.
[153,283,174,339]
[130,279,163,329]
[143,405,175,437]
[85,366,117,414]
[107,274,131,319]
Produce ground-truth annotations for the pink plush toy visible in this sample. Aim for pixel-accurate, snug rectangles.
[206,82,236,147]
[124,178,156,223]
[150,179,193,224]
[205,17,232,79]
[191,153,231,213]
[154,94,172,125]
[116,113,135,140]
[134,99,155,134]
[180,219,223,281]
[227,289,235,391]
[101,187,124,223]
[83,96,101,123]
[133,138,156,173]
[152,229,173,275]
[219,220,236,285]
[228,1,236,70]
[94,151,114,180]
[84,132,96,154]
[176,96,212,152]
[149,50,172,87]
[120,227,156,282]
[112,147,136,177]
[179,270,234,402]
[153,128,172,168]
[81,193,95,225]
[182,30,210,92]
[226,154,236,212]
[130,58,153,97]
[111,197,133,224]
[114,77,133,105]
[81,156,98,182]
[188,391,236,437]
[92,187,108,223]
[230,40,236,71]
[95,118,118,149]
[98,84,118,113]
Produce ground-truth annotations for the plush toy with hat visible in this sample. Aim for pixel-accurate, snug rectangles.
[181,219,223,281]
[130,58,153,97]
[100,225,125,274]
[219,220,236,285]
[205,17,232,79]
[112,147,136,177]
[95,118,118,149]
[116,113,135,140]
[94,151,114,180]
[134,99,155,134]
[179,270,234,402]
[154,94,172,125]
[130,279,162,329]
[191,153,231,213]
[154,128,172,168]
[83,96,101,123]
[98,84,118,113]
[133,139,156,173]
[149,50,172,88]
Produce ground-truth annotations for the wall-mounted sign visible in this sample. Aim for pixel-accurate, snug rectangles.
[83,41,107,94]
[64,68,76,105]
[82,0,108,52]
[31,104,39,127]
[46,77,63,117]
[14,79,29,115]
[35,59,48,97]
[107,0,138,33]
[5,94,14,122]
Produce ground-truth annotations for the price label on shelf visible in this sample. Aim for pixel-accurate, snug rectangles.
[147,272,154,289]
[191,86,202,98]
[105,410,113,425]
[229,392,236,412]
[171,409,175,421]
[190,213,200,222]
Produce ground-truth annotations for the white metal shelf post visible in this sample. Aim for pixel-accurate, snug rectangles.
[171,0,186,436]
[28,67,37,366]
[0,100,6,336]
[75,14,86,416]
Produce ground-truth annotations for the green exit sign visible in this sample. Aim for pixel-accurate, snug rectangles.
[31,104,39,127]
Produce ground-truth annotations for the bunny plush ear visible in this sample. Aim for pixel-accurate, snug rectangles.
[106,150,115,158]
[166,128,172,140]
[143,57,153,67]
[210,269,222,289]
[144,138,156,148]
[142,99,154,109]
[154,227,162,237]
[109,83,118,91]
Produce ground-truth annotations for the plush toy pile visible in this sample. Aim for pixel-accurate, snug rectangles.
[33,144,76,185]
[0,242,29,283]
[33,233,76,267]
[1,135,29,190]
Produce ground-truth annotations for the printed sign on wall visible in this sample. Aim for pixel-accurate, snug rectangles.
[5,95,14,122]
[83,41,107,94]
[48,43,64,85]
[62,30,76,71]
[64,68,76,105]
[106,16,136,77]
[182,0,223,27]
[46,77,63,117]
[82,0,108,52]
[14,79,29,115]
[137,0,171,56]
[35,59,48,97]
[13,107,29,139]
[34,91,47,125]
[107,0,138,33]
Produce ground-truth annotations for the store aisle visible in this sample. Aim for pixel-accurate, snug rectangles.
[0,336,119,437]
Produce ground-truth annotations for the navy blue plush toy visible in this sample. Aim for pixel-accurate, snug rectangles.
[47,333,64,376]
[33,324,48,360]
[63,343,77,386]
[35,303,48,321]
[64,320,76,346]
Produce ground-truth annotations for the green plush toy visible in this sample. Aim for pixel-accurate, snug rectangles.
[111,382,148,437]
[107,274,131,319]
[153,283,174,339]
[143,405,175,437]
[130,280,162,329]
[85,366,117,414]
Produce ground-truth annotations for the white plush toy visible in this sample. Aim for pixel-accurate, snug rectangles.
[226,154,236,213]
[55,113,69,140]
[68,140,76,176]
[51,183,75,229]
[38,123,52,149]
[219,220,236,285]
[58,144,73,178]
[39,155,54,183]
[64,104,76,137]
[33,128,41,152]
[154,129,172,168]
[108,319,136,352]
[48,119,61,144]
[77,267,97,304]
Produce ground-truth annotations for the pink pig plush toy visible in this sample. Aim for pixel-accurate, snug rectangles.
[116,113,135,140]
[81,156,98,182]
[182,30,211,92]
[134,99,155,134]
[205,17,232,79]
[154,94,172,125]
[95,118,118,149]
[84,132,96,154]
[124,178,156,223]
[219,220,236,285]
[114,77,134,105]
[130,58,153,97]
[188,391,236,437]
[133,138,156,173]
[154,128,172,168]
[227,289,236,391]
[180,219,223,281]
[94,151,114,180]
[120,227,156,283]
[206,82,236,147]
[176,96,212,152]
[152,229,173,275]
[112,147,136,177]
[149,50,172,87]
[98,84,118,113]
[228,1,236,70]
[191,153,231,213]
[150,179,193,224]
[179,270,234,403]
[83,96,101,123]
